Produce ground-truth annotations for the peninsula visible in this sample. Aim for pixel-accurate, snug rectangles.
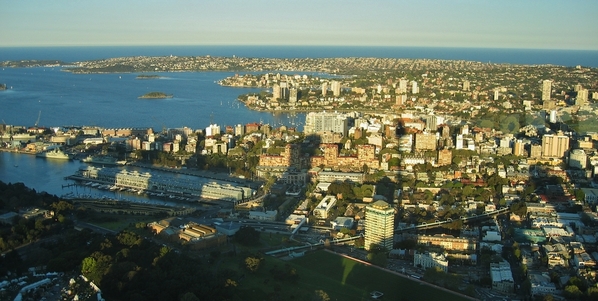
[138,91,173,99]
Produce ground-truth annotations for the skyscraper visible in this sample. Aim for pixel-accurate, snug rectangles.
[365,200,394,251]
[542,80,552,101]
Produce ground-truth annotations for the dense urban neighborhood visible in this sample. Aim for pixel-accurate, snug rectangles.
[1,55,598,301]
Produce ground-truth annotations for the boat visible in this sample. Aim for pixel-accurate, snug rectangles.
[36,148,73,160]
[82,155,120,165]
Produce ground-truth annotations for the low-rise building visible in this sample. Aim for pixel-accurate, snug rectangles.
[530,273,558,297]
[413,251,448,272]
[490,261,514,293]
[248,210,278,221]
[313,195,337,219]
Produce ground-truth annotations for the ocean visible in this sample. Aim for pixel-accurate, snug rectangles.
[1,45,597,67]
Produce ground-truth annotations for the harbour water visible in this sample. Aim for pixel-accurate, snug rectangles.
[1,45,597,198]
[0,151,211,207]
[0,67,306,130]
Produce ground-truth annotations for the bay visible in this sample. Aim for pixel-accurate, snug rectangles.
[0,64,305,198]
[0,67,305,130]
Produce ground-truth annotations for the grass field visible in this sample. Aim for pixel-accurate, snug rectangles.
[226,249,473,301]
[84,214,156,232]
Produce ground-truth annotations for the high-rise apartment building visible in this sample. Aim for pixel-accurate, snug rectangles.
[542,80,552,101]
[576,89,589,106]
[541,132,570,158]
[365,200,394,251]
[289,87,298,103]
[399,79,408,94]
[331,80,341,97]
[279,81,289,100]
[321,82,328,96]
[462,80,470,91]
[303,111,349,136]
[272,83,281,100]
[513,140,525,157]
[414,133,437,151]
[411,81,419,94]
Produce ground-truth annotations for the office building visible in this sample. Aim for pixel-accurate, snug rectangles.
[365,200,394,251]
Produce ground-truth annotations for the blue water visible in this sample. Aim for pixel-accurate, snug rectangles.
[0,67,304,130]
[1,45,597,67]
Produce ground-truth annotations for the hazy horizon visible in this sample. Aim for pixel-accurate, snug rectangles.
[3,0,597,50]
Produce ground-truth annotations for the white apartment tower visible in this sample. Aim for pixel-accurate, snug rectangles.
[331,80,341,97]
[321,82,328,96]
[542,80,552,101]
[411,81,419,94]
[365,200,394,251]
[399,79,408,94]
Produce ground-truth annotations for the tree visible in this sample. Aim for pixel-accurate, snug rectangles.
[311,290,330,301]
[511,201,527,218]
[244,256,263,273]
[81,256,97,275]
[179,292,200,301]
[564,285,582,300]
[234,226,261,246]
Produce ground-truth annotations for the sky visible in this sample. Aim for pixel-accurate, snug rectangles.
[2,0,598,50]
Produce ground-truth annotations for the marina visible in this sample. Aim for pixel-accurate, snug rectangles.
[0,151,253,208]
[69,165,255,203]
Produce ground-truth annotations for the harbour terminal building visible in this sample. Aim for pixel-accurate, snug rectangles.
[72,166,255,202]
